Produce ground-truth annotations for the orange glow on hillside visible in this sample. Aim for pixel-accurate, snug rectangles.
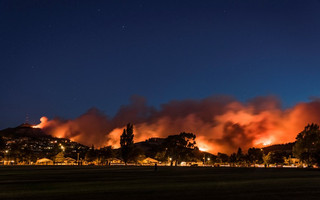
[199,147,207,152]
[30,97,320,154]
[32,116,48,129]
[262,140,272,146]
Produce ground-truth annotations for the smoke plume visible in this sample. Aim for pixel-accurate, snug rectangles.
[33,95,320,154]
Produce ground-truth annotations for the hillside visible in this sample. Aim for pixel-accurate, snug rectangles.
[262,142,295,154]
[0,123,52,139]
[0,124,89,161]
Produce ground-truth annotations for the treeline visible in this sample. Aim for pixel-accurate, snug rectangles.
[119,123,206,165]
[116,123,320,167]
[1,123,320,167]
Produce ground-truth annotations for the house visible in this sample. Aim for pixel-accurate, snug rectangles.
[53,152,77,165]
[108,158,123,165]
[64,157,77,165]
[141,157,159,165]
[54,152,65,165]
[36,158,54,165]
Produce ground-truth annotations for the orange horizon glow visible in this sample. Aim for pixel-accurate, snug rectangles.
[32,116,293,154]
[31,97,320,154]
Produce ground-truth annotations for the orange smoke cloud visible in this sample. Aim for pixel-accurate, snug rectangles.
[33,95,320,154]
[32,116,48,129]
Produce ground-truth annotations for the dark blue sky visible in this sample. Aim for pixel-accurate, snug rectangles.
[1,0,320,128]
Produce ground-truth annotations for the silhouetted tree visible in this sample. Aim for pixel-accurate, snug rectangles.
[120,123,134,165]
[266,151,285,165]
[293,123,320,166]
[247,147,264,165]
[97,146,113,165]
[164,132,196,166]
[193,147,207,163]
[236,147,244,164]
[313,149,320,167]
[154,151,167,162]
[229,153,237,167]
[131,147,145,163]
[217,152,229,163]
[206,154,217,165]
[85,145,97,163]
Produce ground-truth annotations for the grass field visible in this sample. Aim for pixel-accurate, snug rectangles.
[0,166,320,200]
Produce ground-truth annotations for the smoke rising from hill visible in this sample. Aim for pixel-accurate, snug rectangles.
[34,95,320,154]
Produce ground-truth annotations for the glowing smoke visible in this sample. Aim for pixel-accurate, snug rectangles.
[33,95,320,154]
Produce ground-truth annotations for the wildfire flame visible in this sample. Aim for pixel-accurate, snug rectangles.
[31,96,320,154]
[262,140,272,146]
[32,116,48,129]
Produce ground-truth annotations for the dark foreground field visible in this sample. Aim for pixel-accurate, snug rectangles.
[0,166,320,200]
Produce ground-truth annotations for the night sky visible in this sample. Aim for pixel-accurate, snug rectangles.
[1,0,320,129]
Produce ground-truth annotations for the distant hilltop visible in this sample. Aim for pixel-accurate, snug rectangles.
[0,123,52,139]
[262,142,295,154]
[18,123,33,128]
[0,123,89,164]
